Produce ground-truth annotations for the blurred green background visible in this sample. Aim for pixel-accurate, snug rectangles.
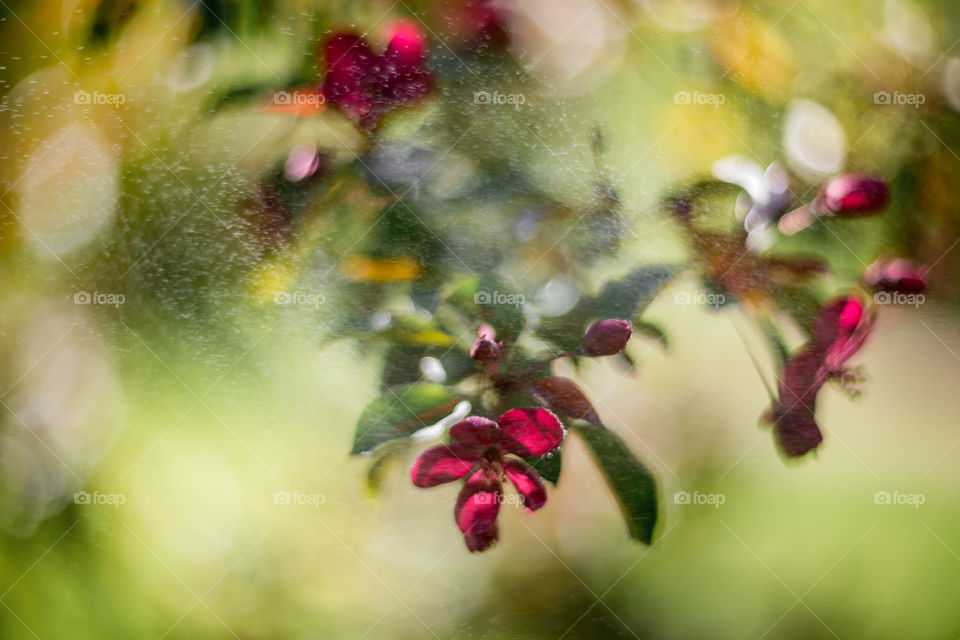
[2,0,960,638]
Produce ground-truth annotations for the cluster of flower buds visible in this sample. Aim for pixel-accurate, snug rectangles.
[415,317,632,551]
[322,20,432,129]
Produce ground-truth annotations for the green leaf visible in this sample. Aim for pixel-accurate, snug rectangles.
[632,319,669,349]
[351,384,464,454]
[525,450,562,486]
[596,265,678,320]
[573,423,659,544]
[380,343,476,390]
[446,276,525,342]
[366,438,412,495]
[774,287,820,337]
[535,298,596,352]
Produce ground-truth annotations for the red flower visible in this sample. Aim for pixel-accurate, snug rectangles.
[411,408,564,551]
[772,296,874,457]
[322,20,432,129]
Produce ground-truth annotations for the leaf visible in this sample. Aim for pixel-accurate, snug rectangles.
[380,343,475,390]
[531,377,601,425]
[446,276,525,342]
[381,317,456,348]
[366,438,412,495]
[535,299,596,352]
[525,450,562,486]
[774,287,820,337]
[632,319,669,350]
[351,384,464,454]
[596,265,678,320]
[573,423,659,544]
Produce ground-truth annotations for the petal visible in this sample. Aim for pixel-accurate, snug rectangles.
[410,444,479,488]
[502,458,547,512]
[774,403,824,457]
[385,20,427,67]
[498,407,564,457]
[811,296,873,372]
[322,33,376,118]
[454,469,501,552]
[477,323,496,341]
[449,416,499,448]
[812,296,866,351]
[774,350,825,457]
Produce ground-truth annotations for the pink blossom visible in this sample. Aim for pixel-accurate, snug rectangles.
[411,408,564,551]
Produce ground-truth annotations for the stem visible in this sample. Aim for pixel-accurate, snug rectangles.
[729,316,778,404]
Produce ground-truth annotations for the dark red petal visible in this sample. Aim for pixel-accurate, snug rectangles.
[322,33,377,121]
[502,458,548,511]
[410,444,479,488]
[580,319,633,356]
[774,349,826,457]
[381,20,431,108]
[810,296,873,372]
[778,350,825,413]
[498,407,564,457]
[824,317,874,372]
[774,403,824,457]
[812,296,866,351]
[449,416,499,447]
[454,469,501,552]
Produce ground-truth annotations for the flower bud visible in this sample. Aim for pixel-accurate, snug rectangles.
[864,258,927,293]
[470,324,502,361]
[580,319,632,356]
[817,175,888,216]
